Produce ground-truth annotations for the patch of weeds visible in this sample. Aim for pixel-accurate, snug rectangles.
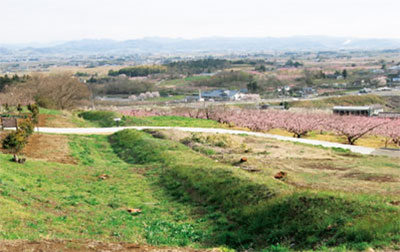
[142,129,167,139]
[107,199,122,209]
[190,133,207,144]
[192,145,216,156]
[63,194,84,206]
[239,143,252,153]
[349,242,370,251]
[332,147,351,154]
[144,220,204,246]
[206,134,234,148]
[262,244,291,252]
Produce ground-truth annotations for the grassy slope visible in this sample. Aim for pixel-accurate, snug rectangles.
[109,129,400,251]
[37,108,93,128]
[0,134,213,247]
[288,94,386,109]
[79,111,224,128]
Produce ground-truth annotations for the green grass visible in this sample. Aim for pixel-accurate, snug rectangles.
[0,134,213,247]
[123,115,224,128]
[79,111,225,128]
[37,107,63,115]
[78,111,121,127]
[2,129,400,250]
[109,129,400,251]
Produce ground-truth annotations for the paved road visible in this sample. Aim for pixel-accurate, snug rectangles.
[28,126,398,156]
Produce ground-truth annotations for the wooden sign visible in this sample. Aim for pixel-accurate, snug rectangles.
[1,117,18,129]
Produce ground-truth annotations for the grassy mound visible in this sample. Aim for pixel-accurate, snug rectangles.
[78,111,121,127]
[110,129,400,250]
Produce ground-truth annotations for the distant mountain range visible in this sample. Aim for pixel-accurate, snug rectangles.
[2,36,400,56]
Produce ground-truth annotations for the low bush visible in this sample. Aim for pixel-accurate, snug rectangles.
[2,118,34,163]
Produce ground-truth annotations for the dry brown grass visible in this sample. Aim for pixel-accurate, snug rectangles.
[48,65,120,76]
[267,128,399,149]
[0,240,210,252]
[0,132,76,164]
[38,112,82,128]
[161,130,400,197]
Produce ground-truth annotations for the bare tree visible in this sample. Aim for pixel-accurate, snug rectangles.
[3,73,91,110]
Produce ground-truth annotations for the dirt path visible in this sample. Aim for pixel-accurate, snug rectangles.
[0,240,215,252]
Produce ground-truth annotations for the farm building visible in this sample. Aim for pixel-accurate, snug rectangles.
[332,105,384,116]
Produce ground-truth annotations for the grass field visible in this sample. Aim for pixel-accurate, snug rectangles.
[78,111,226,128]
[0,130,400,250]
[0,134,215,248]
[38,109,225,129]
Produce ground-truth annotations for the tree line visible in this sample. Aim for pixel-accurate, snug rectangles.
[108,59,231,77]
[0,74,30,91]
[165,58,231,75]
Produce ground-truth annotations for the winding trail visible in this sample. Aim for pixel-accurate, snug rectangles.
[30,126,400,157]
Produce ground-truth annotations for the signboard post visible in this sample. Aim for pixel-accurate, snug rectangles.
[113,118,121,127]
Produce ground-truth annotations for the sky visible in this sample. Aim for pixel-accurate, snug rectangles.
[1,0,400,44]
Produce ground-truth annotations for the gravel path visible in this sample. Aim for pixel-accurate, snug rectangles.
[31,126,386,156]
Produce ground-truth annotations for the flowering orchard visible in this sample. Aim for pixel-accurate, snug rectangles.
[121,108,400,146]
[373,119,400,147]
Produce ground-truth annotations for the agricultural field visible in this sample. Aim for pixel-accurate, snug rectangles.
[164,130,400,195]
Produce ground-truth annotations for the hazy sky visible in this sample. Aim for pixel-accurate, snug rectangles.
[2,0,400,43]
